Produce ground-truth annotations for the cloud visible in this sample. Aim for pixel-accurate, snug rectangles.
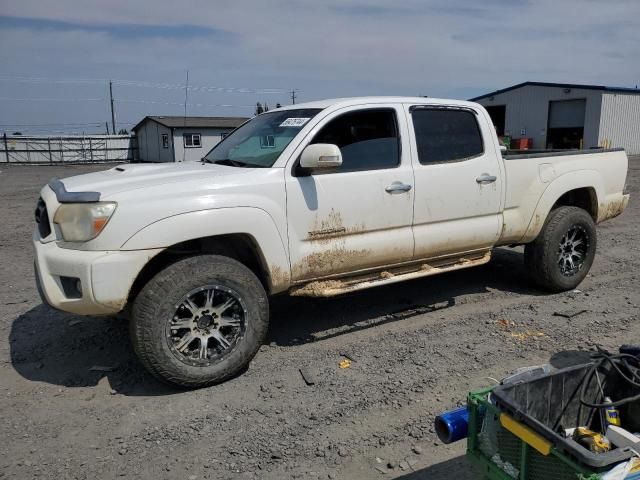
[0,16,233,40]
[329,4,419,16]
[0,0,638,133]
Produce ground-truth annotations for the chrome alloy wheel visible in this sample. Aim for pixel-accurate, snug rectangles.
[557,225,589,277]
[166,285,247,366]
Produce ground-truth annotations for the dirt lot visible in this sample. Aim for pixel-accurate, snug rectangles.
[0,160,638,480]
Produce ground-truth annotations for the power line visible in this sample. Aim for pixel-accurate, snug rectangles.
[0,121,136,126]
[0,95,256,108]
[115,98,256,108]
[3,128,118,134]
[0,122,105,127]
[0,75,105,86]
[0,75,287,94]
[113,79,285,94]
[0,121,137,132]
[0,97,105,102]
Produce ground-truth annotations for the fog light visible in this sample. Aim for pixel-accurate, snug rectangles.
[60,276,82,299]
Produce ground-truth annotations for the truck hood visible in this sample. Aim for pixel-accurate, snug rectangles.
[58,162,253,199]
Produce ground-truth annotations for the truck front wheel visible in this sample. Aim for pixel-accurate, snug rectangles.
[130,255,269,388]
[524,206,597,292]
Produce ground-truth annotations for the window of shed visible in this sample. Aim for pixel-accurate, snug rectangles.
[260,135,276,148]
[184,133,202,148]
[161,133,169,148]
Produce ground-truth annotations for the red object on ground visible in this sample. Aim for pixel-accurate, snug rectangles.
[512,138,533,150]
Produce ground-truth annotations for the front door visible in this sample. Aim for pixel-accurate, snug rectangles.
[406,105,504,260]
[285,105,415,281]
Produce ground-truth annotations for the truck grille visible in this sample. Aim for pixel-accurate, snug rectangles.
[35,197,51,238]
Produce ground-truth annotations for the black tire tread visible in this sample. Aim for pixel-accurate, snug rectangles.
[130,255,268,388]
[525,206,596,292]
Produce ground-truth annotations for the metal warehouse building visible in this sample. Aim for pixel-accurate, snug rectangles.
[132,116,248,162]
[471,82,640,154]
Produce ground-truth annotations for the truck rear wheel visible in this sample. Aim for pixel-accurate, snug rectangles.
[130,255,269,388]
[524,206,596,292]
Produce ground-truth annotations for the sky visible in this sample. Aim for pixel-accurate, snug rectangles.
[0,0,638,134]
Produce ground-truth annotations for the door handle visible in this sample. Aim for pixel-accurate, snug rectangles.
[476,173,497,184]
[385,182,412,194]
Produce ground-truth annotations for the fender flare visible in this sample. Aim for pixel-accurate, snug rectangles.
[121,207,291,293]
[521,170,603,243]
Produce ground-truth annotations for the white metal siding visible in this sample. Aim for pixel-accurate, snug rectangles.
[172,127,231,162]
[135,120,171,162]
[476,85,603,149]
[147,122,160,161]
[135,124,147,161]
[136,120,224,162]
[155,124,173,162]
[599,93,640,155]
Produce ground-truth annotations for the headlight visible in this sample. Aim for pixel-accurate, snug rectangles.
[53,202,116,242]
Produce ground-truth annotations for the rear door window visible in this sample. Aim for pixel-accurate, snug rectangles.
[311,109,400,172]
[411,108,483,164]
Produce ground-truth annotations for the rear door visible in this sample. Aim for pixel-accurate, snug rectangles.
[406,105,504,259]
[285,105,415,281]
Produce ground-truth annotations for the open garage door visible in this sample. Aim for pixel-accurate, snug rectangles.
[546,99,586,149]
[485,105,506,136]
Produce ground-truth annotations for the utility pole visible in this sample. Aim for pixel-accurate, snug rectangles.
[105,122,110,135]
[3,133,9,163]
[182,70,189,163]
[290,89,297,105]
[109,80,116,135]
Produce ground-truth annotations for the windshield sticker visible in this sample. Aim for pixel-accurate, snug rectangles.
[279,117,311,128]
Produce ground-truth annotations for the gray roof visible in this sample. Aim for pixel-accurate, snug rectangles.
[133,115,249,131]
[470,81,640,102]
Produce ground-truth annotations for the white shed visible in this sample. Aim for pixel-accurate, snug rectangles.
[132,116,249,162]
[471,82,640,154]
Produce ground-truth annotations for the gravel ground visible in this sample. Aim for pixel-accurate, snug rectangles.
[0,160,638,480]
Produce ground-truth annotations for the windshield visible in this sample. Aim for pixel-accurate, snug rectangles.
[203,108,323,168]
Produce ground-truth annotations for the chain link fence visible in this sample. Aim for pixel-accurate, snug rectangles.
[1,134,137,164]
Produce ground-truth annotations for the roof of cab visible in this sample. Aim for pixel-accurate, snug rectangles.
[275,96,481,111]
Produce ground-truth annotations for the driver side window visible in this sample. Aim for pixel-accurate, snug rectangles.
[310,109,400,172]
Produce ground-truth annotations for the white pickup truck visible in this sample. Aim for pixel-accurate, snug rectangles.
[33,96,630,387]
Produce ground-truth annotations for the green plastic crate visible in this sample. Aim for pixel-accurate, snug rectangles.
[466,388,601,480]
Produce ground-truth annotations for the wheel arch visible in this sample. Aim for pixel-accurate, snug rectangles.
[122,208,291,303]
[552,187,598,220]
[520,171,604,243]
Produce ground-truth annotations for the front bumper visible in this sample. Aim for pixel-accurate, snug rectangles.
[33,230,162,315]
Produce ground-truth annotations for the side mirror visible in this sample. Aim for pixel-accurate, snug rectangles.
[300,143,342,170]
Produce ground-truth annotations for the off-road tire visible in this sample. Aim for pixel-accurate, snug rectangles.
[524,206,597,292]
[130,255,269,388]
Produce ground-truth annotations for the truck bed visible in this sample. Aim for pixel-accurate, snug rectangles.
[498,147,629,246]
[503,147,624,160]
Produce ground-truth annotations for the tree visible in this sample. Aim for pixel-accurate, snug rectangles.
[275,103,282,108]
[255,102,264,115]
[263,103,269,112]
[118,128,129,135]
[12,131,22,135]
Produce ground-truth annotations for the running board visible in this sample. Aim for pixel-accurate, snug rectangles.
[290,252,491,297]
